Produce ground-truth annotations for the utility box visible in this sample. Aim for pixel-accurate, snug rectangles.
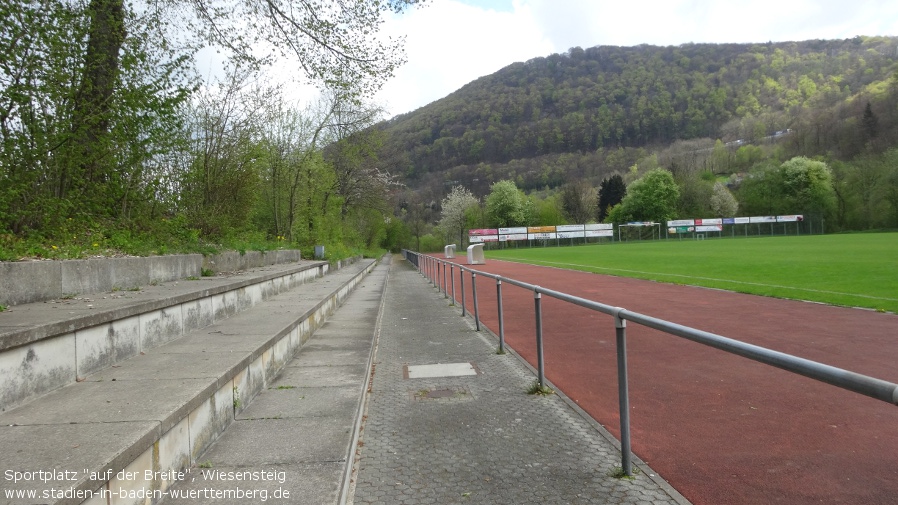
[466,244,485,265]
[444,244,456,259]
[314,245,325,260]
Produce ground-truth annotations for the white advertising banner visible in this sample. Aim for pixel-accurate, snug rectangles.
[499,227,528,235]
[469,235,499,242]
[584,223,613,230]
[777,215,804,222]
[750,216,777,223]
[499,233,528,241]
[695,225,723,232]
[734,217,751,224]
[667,219,695,227]
[556,223,585,239]
[585,229,614,237]
[528,232,557,240]
[695,218,722,225]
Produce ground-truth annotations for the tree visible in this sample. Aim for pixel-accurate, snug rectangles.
[709,182,739,217]
[676,173,714,218]
[780,156,836,220]
[560,180,597,223]
[485,180,531,227]
[607,168,680,224]
[736,161,789,216]
[2,0,424,237]
[1,1,192,233]
[736,157,836,220]
[183,0,422,98]
[325,115,397,220]
[861,101,879,141]
[597,174,626,221]
[68,0,126,194]
[179,66,270,238]
[439,186,478,246]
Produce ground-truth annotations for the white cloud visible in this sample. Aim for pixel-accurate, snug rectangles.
[373,0,898,118]
[374,1,553,117]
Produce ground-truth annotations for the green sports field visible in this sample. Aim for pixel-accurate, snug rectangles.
[486,233,898,313]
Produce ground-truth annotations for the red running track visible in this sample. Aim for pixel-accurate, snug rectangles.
[426,257,898,505]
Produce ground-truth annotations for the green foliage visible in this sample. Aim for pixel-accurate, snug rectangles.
[0,0,422,264]
[676,175,714,218]
[485,180,531,227]
[560,180,598,223]
[380,37,898,192]
[0,0,194,237]
[609,169,680,224]
[529,192,565,225]
[417,233,446,253]
[737,157,836,220]
[526,380,554,396]
[598,175,626,221]
[781,157,836,219]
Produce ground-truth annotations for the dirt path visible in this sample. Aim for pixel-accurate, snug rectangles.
[433,257,898,505]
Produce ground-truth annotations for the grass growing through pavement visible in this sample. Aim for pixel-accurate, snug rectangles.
[487,233,898,313]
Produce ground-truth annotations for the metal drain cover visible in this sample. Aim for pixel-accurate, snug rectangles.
[404,362,480,379]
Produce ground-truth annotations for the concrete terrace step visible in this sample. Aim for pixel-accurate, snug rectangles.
[0,258,355,411]
[0,257,377,505]
[158,256,392,505]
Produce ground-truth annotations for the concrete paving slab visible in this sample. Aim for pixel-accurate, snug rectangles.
[197,418,353,466]
[162,463,343,505]
[1,378,213,428]
[294,337,373,353]
[236,386,359,420]
[130,331,274,355]
[288,349,370,367]
[85,350,252,382]
[275,364,369,388]
[0,421,158,501]
[192,314,296,339]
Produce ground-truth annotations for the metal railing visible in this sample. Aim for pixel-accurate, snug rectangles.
[403,250,898,476]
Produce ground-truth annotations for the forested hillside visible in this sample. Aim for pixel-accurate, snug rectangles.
[381,37,898,196]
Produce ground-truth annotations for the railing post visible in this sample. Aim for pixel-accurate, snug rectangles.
[443,261,448,298]
[613,308,633,477]
[496,279,505,353]
[450,264,456,306]
[534,289,545,388]
[460,269,466,317]
[436,261,441,292]
[472,273,480,331]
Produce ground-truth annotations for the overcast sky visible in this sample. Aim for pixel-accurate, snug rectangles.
[370,0,898,118]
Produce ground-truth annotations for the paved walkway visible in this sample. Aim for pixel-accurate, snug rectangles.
[349,257,686,504]
[161,255,686,505]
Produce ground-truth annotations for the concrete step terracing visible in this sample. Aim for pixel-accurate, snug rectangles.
[0,257,377,505]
